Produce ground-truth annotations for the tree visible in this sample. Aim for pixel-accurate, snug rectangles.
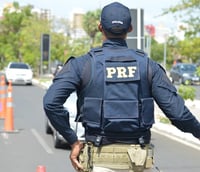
[149,38,173,68]
[161,0,200,63]
[69,37,91,57]
[0,2,69,75]
[50,32,71,63]
[82,9,101,47]
[0,2,32,66]
[177,38,200,63]
[19,12,51,75]
[162,0,200,37]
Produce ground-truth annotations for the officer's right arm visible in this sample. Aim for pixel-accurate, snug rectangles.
[43,58,81,145]
[150,61,200,139]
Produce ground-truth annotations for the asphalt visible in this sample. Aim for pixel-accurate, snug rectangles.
[33,77,200,150]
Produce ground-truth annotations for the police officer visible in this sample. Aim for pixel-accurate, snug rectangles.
[43,2,200,172]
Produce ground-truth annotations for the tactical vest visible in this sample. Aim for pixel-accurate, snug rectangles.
[77,47,154,145]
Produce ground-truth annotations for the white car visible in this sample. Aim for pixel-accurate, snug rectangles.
[4,62,33,85]
[45,92,85,148]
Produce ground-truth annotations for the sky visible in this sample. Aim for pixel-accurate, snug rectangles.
[0,0,182,28]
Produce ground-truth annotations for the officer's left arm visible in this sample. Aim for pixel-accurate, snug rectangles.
[43,58,81,145]
[150,61,200,139]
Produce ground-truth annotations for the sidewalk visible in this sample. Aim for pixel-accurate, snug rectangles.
[35,78,200,149]
[153,101,200,149]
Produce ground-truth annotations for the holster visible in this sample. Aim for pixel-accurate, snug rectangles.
[127,144,154,171]
[79,142,94,172]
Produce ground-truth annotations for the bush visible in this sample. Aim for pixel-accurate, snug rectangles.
[178,85,195,100]
[196,66,200,76]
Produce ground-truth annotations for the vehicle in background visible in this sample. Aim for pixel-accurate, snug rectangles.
[169,63,200,85]
[4,62,33,85]
[45,92,85,148]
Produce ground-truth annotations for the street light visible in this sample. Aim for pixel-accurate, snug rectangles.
[163,34,168,70]
[154,25,170,70]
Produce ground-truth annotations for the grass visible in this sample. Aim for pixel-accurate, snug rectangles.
[159,116,171,124]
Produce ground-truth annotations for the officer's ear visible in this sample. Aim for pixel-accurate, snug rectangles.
[98,23,103,32]
[128,24,133,33]
[98,23,107,40]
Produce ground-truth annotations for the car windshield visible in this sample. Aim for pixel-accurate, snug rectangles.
[180,64,196,72]
[10,63,29,69]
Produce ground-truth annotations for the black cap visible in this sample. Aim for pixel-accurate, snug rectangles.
[101,2,131,35]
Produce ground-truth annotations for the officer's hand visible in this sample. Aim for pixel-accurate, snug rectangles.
[70,140,84,171]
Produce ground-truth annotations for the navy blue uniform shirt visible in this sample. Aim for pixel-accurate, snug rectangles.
[43,39,200,145]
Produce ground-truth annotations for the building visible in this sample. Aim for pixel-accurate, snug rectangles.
[71,12,87,39]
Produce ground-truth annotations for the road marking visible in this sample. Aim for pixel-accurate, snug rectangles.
[31,128,53,154]
[152,128,200,151]
[1,132,9,139]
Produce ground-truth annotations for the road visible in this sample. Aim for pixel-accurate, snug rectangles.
[0,84,73,172]
[0,83,200,172]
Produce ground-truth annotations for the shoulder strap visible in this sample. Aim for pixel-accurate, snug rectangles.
[64,56,75,65]
[81,47,103,94]
[75,48,103,122]
[147,58,152,89]
[135,49,152,87]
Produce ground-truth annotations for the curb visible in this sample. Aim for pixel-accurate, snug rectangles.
[152,122,200,150]
[32,78,52,90]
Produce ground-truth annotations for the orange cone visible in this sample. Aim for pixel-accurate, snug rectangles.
[0,75,6,119]
[4,81,14,132]
[36,165,46,172]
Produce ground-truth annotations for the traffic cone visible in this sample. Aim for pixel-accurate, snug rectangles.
[0,75,6,119]
[36,165,46,172]
[4,81,14,132]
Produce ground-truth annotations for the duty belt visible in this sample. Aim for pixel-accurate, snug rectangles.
[79,142,154,172]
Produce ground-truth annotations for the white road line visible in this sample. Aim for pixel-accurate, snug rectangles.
[31,128,53,154]
[1,132,9,139]
[152,128,200,151]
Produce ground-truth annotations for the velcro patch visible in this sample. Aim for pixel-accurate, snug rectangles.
[105,61,140,82]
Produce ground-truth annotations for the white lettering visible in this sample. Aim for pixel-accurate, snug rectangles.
[106,66,137,79]
[117,67,127,78]
[112,20,123,25]
[128,66,137,77]
[106,67,116,78]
